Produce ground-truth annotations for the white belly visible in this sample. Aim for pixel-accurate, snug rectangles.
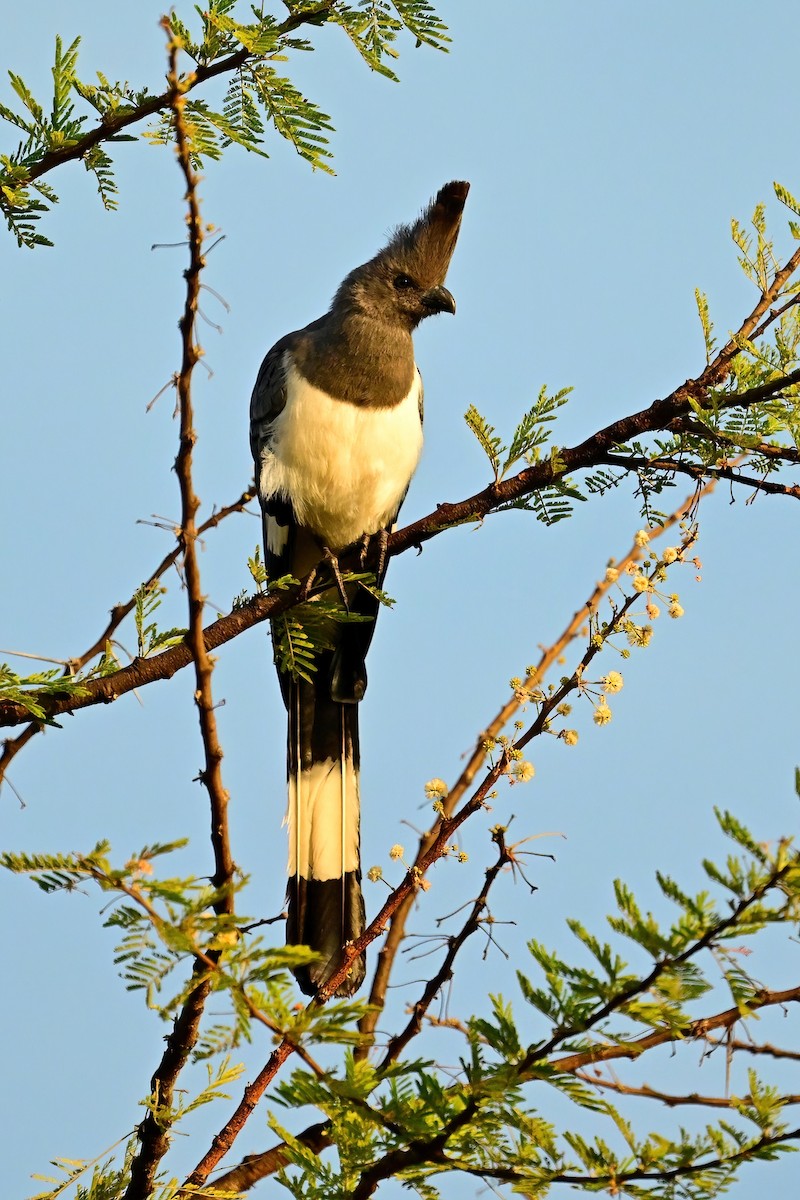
[260,360,423,549]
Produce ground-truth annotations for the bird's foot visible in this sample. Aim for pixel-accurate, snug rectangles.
[358,528,390,581]
[321,546,350,611]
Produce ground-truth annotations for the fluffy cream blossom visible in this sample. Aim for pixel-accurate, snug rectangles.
[424,778,449,800]
[625,623,653,648]
[603,671,624,694]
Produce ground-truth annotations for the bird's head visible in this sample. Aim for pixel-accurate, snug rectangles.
[334,181,470,331]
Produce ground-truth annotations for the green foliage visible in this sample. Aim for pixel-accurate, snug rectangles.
[465,386,573,483]
[465,390,586,524]
[0,1,449,245]
[695,287,716,363]
[133,582,186,658]
[333,0,449,81]
[248,543,269,589]
[28,1137,135,1200]
[0,583,188,724]
[258,811,800,1196]
[464,403,503,478]
[0,660,88,721]
[5,801,799,1197]
[272,584,374,683]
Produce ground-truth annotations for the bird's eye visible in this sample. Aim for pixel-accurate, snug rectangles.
[393,273,416,290]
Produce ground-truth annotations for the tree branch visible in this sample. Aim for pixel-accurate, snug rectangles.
[0,486,252,790]
[6,357,797,734]
[347,983,800,1198]
[358,478,717,1050]
[378,828,513,1071]
[124,27,235,1197]
[602,452,800,501]
[574,1069,800,1109]
[704,1036,800,1063]
[15,4,338,189]
[455,1123,800,1192]
[520,864,796,1074]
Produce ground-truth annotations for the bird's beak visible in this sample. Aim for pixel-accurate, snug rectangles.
[420,284,456,315]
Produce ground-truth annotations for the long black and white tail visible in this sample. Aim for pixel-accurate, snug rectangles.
[285,671,366,997]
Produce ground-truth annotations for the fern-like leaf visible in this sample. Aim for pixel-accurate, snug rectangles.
[465,404,503,479]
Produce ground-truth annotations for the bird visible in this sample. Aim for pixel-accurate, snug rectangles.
[250,181,470,996]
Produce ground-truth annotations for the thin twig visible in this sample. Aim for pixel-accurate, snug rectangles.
[602,452,800,501]
[0,485,251,789]
[378,829,513,1071]
[575,1069,800,1109]
[357,478,716,1049]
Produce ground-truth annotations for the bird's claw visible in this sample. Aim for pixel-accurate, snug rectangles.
[322,546,350,611]
[358,528,390,581]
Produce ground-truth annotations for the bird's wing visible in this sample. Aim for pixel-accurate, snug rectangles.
[250,332,299,584]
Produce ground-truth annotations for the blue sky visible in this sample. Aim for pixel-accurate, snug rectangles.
[2,2,799,1197]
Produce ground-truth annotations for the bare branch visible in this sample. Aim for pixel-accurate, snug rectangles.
[704,1036,800,1063]
[124,26,235,1197]
[378,828,513,1071]
[575,1069,800,1109]
[0,486,252,790]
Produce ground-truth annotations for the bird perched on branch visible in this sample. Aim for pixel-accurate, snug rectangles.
[250,181,469,996]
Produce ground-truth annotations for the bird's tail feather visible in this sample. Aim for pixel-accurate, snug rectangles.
[285,674,366,996]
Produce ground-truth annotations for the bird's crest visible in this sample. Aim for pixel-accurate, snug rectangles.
[379,180,470,287]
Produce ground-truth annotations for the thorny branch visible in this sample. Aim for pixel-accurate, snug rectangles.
[378,828,513,1072]
[0,487,251,790]
[124,25,235,1199]
[601,451,800,501]
[705,1037,800,1062]
[451,1124,800,1193]
[523,863,797,1074]
[546,984,800,1076]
